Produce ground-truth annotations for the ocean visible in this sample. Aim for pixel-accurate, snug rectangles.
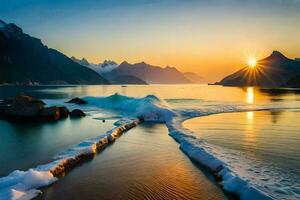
[0,84,299,200]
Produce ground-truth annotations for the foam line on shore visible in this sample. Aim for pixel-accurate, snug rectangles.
[166,117,275,200]
[0,119,141,200]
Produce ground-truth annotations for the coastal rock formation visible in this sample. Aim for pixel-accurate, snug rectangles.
[219,51,300,87]
[0,94,86,121]
[66,97,88,105]
[70,109,86,118]
[39,106,60,121]
[0,94,45,120]
[58,106,69,118]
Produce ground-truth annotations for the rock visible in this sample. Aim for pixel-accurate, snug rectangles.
[66,97,88,105]
[58,106,69,119]
[39,106,60,121]
[0,94,45,120]
[70,109,86,118]
[0,99,13,106]
[0,94,72,122]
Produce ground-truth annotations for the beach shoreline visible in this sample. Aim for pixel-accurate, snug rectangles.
[41,123,228,200]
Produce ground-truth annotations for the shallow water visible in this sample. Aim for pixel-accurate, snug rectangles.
[41,123,227,200]
[0,117,115,177]
[183,110,300,199]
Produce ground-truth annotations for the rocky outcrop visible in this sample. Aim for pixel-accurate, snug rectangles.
[66,97,88,105]
[0,94,45,121]
[39,106,60,121]
[70,109,86,118]
[0,94,86,122]
[58,106,69,118]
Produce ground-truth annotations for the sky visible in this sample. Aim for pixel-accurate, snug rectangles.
[1,0,300,82]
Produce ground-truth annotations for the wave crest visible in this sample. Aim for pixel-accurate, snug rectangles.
[83,93,176,122]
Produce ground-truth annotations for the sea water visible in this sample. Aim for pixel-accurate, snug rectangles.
[0,85,300,199]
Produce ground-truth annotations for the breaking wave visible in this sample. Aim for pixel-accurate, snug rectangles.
[83,93,176,122]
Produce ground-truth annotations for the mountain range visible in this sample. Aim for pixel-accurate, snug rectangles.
[1,19,205,86]
[70,57,119,74]
[72,57,204,84]
[107,61,192,84]
[70,57,147,84]
[218,51,300,87]
[0,20,108,85]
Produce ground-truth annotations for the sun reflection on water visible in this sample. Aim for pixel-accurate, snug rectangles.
[246,111,254,123]
[246,87,254,104]
[245,111,256,146]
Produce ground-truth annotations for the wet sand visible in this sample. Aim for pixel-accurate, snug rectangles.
[41,123,227,200]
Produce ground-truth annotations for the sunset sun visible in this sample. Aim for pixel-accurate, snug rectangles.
[248,59,257,68]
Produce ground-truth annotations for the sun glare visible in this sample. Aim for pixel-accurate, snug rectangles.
[248,59,257,68]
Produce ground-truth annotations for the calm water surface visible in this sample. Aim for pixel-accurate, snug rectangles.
[0,117,115,176]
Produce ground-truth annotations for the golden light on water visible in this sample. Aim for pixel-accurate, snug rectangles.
[245,111,256,145]
[246,87,254,104]
[246,111,254,123]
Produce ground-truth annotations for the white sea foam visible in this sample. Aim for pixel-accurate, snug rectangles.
[0,117,140,200]
[83,93,176,122]
[0,169,57,200]
[167,119,274,200]
[167,102,300,200]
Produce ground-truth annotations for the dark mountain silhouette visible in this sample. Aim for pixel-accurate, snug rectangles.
[71,56,90,67]
[219,51,300,87]
[0,20,109,85]
[283,75,300,88]
[104,61,192,84]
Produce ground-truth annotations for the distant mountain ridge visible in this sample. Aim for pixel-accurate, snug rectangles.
[219,51,300,87]
[71,57,119,74]
[72,56,204,84]
[0,20,109,85]
[104,61,192,84]
[71,56,147,84]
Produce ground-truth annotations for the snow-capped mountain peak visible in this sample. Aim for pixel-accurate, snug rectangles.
[71,56,119,74]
